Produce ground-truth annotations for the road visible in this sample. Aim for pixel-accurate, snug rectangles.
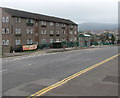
[2,46,118,96]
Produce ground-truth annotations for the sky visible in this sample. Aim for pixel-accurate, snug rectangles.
[0,0,119,24]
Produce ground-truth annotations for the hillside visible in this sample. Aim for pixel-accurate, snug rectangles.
[78,22,117,31]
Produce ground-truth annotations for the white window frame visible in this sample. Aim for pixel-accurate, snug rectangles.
[27,39,33,45]
[50,39,54,43]
[27,29,33,34]
[15,29,21,34]
[62,30,66,34]
[6,17,9,22]
[41,30,46,34]
[69,31,73,35]
[56,23,59,26]
[69,25,73,28]
[56,31,60,34]
[62,38,65,41]
[50,22,53,26]
[69,38,73,41]
[15,40,21,45]
[2,28,9,34]
[50,30,54,34]
[15,17,21,22]
[2,40,9,45]
[26,19,33,24]
[2,17,5,22]
[41,39,46,44]
[41,21,46,26]
[62,24,66,27]
[74,31,77,35]
[56,38,60,41]
[2,28,5,34]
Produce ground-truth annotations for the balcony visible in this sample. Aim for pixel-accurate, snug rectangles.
[26,23,34,26]
[56,33,60,36]
[69,25,74,29]
[62,24,66,29]
[15,33,21,36]
[41,24,47,27]
[50,33,54,36]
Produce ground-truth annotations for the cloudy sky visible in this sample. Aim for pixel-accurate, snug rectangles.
[0,0,119,24]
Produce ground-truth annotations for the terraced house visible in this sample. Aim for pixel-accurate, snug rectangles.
[0,7,78,53]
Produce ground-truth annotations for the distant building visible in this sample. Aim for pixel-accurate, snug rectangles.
[0,7,78,53]
[78,33,91,48]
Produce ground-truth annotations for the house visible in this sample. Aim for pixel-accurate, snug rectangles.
[0,7,78,53]
[78,33,91,48]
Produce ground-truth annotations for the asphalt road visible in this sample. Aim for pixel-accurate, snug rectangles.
[2,46,118,96]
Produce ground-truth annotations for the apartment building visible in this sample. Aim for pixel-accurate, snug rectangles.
[0,7,78,53]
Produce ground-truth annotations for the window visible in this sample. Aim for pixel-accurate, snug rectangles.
[56,31,60,34]
[62,30,66,34]
[2,28,9,34]
[15,29,21,34]
[69,25,73,28]
[27,39,33,45]
[27,19,33,23]
[50,22,53,26]
[74,37,77,41]
[56,38,60,41]
[50,39,54,43]
[41,39,46,44]
[36,23,38,26]
[27,29,33,34]
[69,31,73,34]
[2,40,9,45]
[2,29,5,34]
[2,17,5,22]
[69,38,73,41]
[15,40,21,45]
[2,17,9,22]
[50,31,54,34]
[41,30,46,34]
[74,31,77,35]
[62,38,65,41]
[30,19,33,23]
[41,21,46,26]
[15,17,21,22]
[26,19,34,26]
[6,28,9,34]
[56,23,59,26]
[6,17,9,22]
[18,18,21,22]
[62,24,66,27]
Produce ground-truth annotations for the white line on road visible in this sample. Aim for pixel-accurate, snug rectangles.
[0,69,8,73]
[28,64,32,66]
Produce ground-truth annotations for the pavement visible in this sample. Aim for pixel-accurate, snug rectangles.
[2,47,75,58]
[2,46,119,97]
[2,46,97,58]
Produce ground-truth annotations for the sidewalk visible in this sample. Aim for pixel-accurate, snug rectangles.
[2,45,114,58]
[44,56,118,96]
[2,47,92,58]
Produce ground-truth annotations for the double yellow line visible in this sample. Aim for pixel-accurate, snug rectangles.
[27,53,119,98]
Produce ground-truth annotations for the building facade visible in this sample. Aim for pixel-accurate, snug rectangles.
[1,7,78,53]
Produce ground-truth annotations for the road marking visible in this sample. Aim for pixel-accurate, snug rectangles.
[0,69,8,73]
[28,64,32,66]
[27,53,119,98]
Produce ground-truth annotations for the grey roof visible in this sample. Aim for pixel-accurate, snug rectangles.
[2,7,77,25]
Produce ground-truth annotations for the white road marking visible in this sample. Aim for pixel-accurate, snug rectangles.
[0,69,8,73]
[5,60,9,62]
[28,64,32,66]
[4,48,98,62]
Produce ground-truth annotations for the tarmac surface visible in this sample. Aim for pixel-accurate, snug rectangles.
[45,56,118,96]
[2,46,118,96]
